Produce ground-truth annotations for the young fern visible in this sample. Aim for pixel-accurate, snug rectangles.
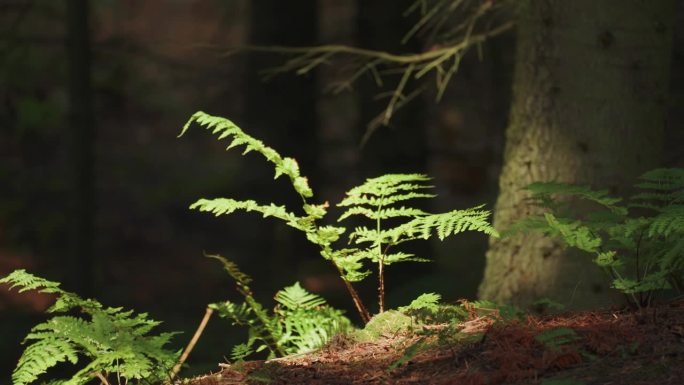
[338,174,498,312]
[182,111,498,320]
[207,254,350,359]
[181,111,370,323]
[0,270,180,385]
[512,168,684,308]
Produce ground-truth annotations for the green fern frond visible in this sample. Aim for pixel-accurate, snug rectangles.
[541,212,602,253]
[191,198,305,227]
[0,269,63,295]
[325,249,372,282]
[305,225,346,246]
[647,205,684,237]
[526,181,626,215]
[339,206,428,221]
[3,270,180,385]
[407,206,499,240]
[339,174,434,208]
[274,282,327,310]
[180,111,313,198]
[210,301,255,326]
[384,252,429,264]
[398,293,441,313]
[230,343,253,362]
[13,338,78,385]
[516,169,684,308]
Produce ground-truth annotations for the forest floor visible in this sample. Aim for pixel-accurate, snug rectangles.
[183,299,684,385]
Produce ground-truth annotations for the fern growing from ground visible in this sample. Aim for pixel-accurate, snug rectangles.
[207,254,350,360]
[0,270,180,385]
[511,168,684,308]
[181,111,498,322]
[338,174,498,312]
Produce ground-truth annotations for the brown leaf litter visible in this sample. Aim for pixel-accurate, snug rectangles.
[183,299,684,385]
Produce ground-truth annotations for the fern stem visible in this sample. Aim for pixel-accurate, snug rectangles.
[377,196,385,313]
[334,265,371,324]
[378,259,385,313]
[94,372,111,385]
[170,307,214,380]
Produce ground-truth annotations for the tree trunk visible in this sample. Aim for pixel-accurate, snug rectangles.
[245,1,318,290]
[66,0,96,296]
[479,0,676,308]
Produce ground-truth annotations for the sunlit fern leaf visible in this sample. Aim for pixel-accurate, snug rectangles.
[384,252,429,265]
[275,282,327,310]
[306,225,346,246]
[13,338,78,385]
[190,198,304,227]
[277,301,351,354]
[406,206,499,241]
[180,111,313,198]
[339,206,428,221]
[339,192,436,209]
[398,292,441,313]
[0,269,63,294]
[2,270,179,385]
[323,249,371,282]
[339,174,434,208]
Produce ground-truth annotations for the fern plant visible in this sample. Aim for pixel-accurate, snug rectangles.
[207,254,350,360]
[181,111,498,322]
[0,270,180,385]
[511,168,684,308]
[338,174,498,312]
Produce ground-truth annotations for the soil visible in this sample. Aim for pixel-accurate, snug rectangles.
[183,299,684,385]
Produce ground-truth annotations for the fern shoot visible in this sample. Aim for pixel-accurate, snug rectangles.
[0,270,180,385]
[182,111,498,321]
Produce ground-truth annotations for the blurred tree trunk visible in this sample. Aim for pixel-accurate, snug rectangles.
[356,0,428,175]
[66,0,96,296]
[317,0,360,203]
[245,1,318,288]
[479,0,676,308]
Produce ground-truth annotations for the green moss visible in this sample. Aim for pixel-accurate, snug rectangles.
[352,311,413,342]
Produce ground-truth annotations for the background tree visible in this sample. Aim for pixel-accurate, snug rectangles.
[478,0,677,308]
[252,0,678,308]
[66,0,96,296]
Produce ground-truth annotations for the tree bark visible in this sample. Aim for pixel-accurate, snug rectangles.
[479,0,676,308]
[66,0,96,296]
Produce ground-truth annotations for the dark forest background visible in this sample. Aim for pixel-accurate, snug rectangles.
[1,0,682,379]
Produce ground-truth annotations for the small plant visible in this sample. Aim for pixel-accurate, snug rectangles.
[0,270,180,385]
[181,111,498,322]
[388,294,522,370]
[207,254,350,360]
[511,168,684,308]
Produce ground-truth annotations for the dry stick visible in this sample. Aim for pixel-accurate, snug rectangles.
[169,307,215,380]
[222,21,514,66]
